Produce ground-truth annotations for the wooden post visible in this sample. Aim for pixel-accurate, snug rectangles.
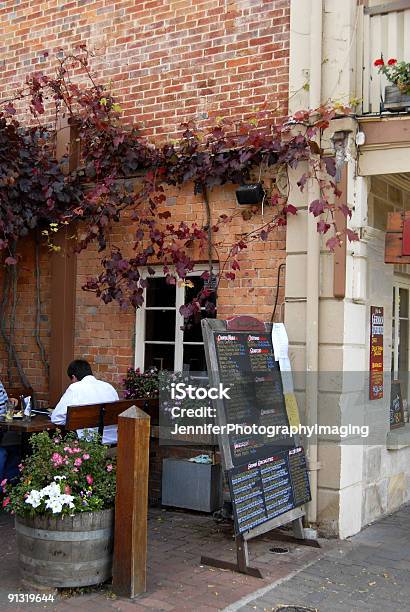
[112,405,150,598]
[49,116,80,405]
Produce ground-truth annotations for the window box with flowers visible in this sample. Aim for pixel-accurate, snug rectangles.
[374,57,410,112]
[2,431,116,589]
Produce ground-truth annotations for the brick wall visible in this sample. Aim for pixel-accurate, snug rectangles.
[0,0,289,401]
[0,237,51,400]
[0,0,290,137]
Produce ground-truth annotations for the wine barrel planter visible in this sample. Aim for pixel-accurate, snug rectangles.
[15,508,114,588]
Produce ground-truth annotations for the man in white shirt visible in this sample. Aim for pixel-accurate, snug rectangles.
[51,360,119,445]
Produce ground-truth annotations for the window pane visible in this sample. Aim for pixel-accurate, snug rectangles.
[146,277,176,307]
[182,344,207,372]
[185,276,204,302]
[185,275,217,304]
[399,319,409,373]
[399,288,408,318]
[144,343,174,371]
[184,312,207,342]
[146,310,175,341]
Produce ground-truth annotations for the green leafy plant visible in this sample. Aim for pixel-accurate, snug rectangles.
[2,431,116,517]
[374,57,410,95]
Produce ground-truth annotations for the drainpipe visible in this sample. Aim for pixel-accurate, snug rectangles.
[305,0,323,527]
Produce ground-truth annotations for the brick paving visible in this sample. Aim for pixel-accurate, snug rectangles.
[0,508,326,612]
[231,504,410,612]
[4,504,410,611]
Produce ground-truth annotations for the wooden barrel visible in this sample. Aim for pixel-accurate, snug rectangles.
[15,508,114,588]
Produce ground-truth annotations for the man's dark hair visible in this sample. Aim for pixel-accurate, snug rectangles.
[67,359,93,381]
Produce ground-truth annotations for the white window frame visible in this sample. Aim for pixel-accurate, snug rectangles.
[392,277,410,382]
[134,265,216,372]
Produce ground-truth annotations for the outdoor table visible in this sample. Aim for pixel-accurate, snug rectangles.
[0,414,57,458]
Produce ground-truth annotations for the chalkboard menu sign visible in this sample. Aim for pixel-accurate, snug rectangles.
[214,330,293,466]
[202,317,311,539]
[390,380,405,429]
[229,447,311,534]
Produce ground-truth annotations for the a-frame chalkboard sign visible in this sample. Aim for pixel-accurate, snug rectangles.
[201,315,311,578]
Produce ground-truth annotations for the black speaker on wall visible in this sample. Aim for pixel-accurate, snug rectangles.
[235,182,265,205]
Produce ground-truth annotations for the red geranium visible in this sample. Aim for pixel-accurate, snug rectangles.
[388,58,397,65]
[374,58,384,67]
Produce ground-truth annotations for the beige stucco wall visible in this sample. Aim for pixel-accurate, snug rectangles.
[288,0,410,537]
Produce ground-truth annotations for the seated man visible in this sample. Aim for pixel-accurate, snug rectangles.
[51,360,119,444]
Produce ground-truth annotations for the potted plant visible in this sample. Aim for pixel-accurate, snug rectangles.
[374,57,410,111]
[123,366,159,424]
[2,431,116,589]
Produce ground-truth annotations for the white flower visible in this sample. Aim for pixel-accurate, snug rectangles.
[26,481,75,515]
[40,482,61,497]
[25,489,43,509]
[45,498,62,514]
[53,476,66,481]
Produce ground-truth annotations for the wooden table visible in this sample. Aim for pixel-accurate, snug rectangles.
[0,414,57,457]
[0,414,56,433]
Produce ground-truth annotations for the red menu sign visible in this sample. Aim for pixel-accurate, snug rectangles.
[369,306,384,400]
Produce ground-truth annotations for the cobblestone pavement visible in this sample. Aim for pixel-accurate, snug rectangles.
[0,508,326,612]
[229,504,410,612]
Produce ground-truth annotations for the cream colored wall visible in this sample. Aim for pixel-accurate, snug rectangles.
[361,179,410,526]
[289,0,359,113]
[288,0,410,537]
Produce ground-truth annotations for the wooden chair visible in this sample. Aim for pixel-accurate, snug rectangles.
[65,398,156,442]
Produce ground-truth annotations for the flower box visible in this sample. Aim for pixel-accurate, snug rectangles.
[384,85,410,112]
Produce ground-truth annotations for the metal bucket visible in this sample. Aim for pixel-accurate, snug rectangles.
[15,508,114,588]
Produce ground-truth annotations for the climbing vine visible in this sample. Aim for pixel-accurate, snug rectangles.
[0,47,357,383]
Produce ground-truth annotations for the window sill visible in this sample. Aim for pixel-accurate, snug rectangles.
[386,423,410,450]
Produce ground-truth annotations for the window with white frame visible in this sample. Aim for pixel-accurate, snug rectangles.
[135,267,217,373]
[392,281,410,403]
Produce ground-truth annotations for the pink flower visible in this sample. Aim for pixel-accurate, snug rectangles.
[106,464,113,472]
[51,453,63,466]
[82,454,90,460]
[74,458,82,467]
[18,464,23,472]
[86,475,93,485]
[72,468,79,473]
[72,447,81,454]
[1,479,7,487]
[2,497,10,508]
[64,485,71,495]
[388,58,397,65]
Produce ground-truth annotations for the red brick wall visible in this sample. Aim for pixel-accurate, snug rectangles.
[0,0,290,137]
[0,237,51,400]
[0,0,289,398]
[74,183,286,390]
